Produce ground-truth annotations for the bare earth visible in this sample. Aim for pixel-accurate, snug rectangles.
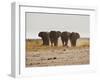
[26,38,89,67]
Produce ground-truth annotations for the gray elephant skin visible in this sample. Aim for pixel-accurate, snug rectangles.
[49,31,61,46]
[61,31,71,47]
[38,31,80,47]
[38,32,49,46]
[70,32,80,47]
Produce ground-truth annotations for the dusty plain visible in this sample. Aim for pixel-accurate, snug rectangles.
[26,38,89,67]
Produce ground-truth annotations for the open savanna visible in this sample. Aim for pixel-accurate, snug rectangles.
[26,38,90,67]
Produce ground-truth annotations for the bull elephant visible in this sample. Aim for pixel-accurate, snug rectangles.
[70,32,80,47]
[49,31,61,46]
[61,31,70,47]
[38,32,49,46]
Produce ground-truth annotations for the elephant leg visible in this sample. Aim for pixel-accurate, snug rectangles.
[54,41,56,46]
[50,41,53,47]
[65,39,68,47]
[61,39,64,46]
[45,41,48,46]
[45,39,49,46]
[56,40,58,46]
[47,40,49,46]
[70,39,73,47]
[54,40,58,46]
[73,40,77,47]
[43,38,48,46]
[42,38,45,45]
[70,39,76,47]
[47,39,49,46]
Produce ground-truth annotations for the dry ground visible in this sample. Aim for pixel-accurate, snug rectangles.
[26,38,90,67]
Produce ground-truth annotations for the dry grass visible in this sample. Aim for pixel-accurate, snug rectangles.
[77,38,89,47]
[25,38,90,67]
[26,38,89,51]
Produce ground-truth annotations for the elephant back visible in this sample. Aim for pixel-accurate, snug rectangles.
[49,31,61,39]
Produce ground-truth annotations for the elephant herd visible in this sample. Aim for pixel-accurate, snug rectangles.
[38,31,80,47]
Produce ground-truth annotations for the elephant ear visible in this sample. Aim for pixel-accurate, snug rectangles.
[76,33,80,39]
[70,32,75,38]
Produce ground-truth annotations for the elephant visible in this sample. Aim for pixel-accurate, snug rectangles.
[49,31,61,46]
[61,31,71,47]
[38,32,49,46]
[69,32,80,47]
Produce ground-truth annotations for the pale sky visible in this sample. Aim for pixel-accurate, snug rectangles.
[26,12,90,39]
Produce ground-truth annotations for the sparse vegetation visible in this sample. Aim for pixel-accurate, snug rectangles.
[26,38,89,67]
[77,38,89,47]
[26,38,89,51]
